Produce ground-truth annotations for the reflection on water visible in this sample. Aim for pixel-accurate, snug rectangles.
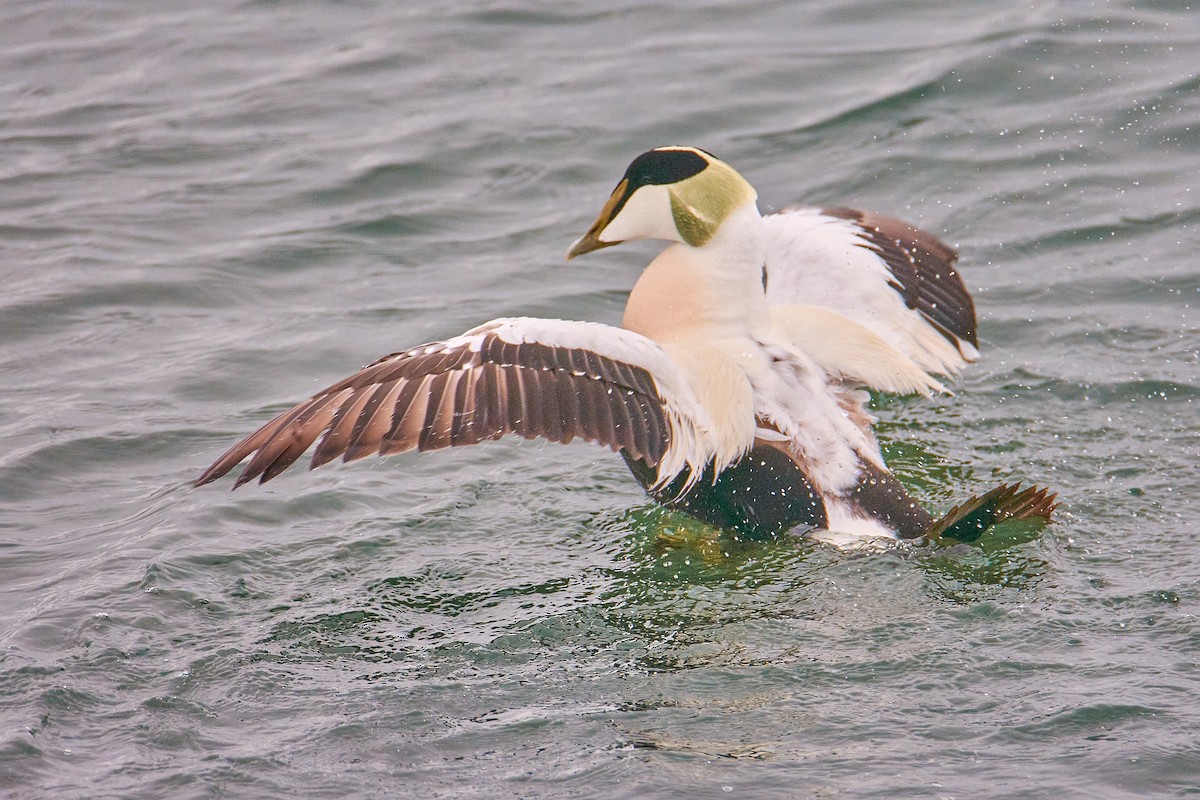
[234,494,1058,682]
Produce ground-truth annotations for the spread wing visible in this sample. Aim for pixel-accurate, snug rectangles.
[196,317,711,490]
[762,206,978,378]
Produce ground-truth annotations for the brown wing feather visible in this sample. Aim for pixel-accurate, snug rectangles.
[380,375,434,456]
[196,330,674,488]
[311,387,376,468]
[822,207,977,348]
[227,390,352,488]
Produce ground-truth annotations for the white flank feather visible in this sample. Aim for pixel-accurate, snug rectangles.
[659,339,757,483]
[743,340,882,493]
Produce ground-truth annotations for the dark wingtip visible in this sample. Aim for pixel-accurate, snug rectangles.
[193,469,222,489]
[925,483,1058,544]
[192,450,268,491]
[194,455,245,489]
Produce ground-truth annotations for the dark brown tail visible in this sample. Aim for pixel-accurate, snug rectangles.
[924,483,1058,544]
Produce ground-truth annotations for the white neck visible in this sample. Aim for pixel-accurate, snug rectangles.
[621,201,768,343]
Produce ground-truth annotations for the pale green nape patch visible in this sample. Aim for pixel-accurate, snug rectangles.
[667,160,756,247]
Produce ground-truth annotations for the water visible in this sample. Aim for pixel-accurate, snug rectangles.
[2,1,1198,797]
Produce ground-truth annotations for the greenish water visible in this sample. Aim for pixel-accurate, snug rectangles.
[2,1,1198,797]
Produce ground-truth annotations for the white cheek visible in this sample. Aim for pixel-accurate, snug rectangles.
[600,184,680,243]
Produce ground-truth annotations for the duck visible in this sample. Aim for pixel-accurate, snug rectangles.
[196,146,1056,543]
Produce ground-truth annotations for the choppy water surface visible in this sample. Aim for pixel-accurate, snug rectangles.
[2,1,1198,797]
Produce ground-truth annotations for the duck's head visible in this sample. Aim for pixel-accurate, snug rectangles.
[566,146,757,259]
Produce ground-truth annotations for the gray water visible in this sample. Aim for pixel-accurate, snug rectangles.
[3,1,1198,797]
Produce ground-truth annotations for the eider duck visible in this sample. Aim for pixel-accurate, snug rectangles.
[197,146,1056,543]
